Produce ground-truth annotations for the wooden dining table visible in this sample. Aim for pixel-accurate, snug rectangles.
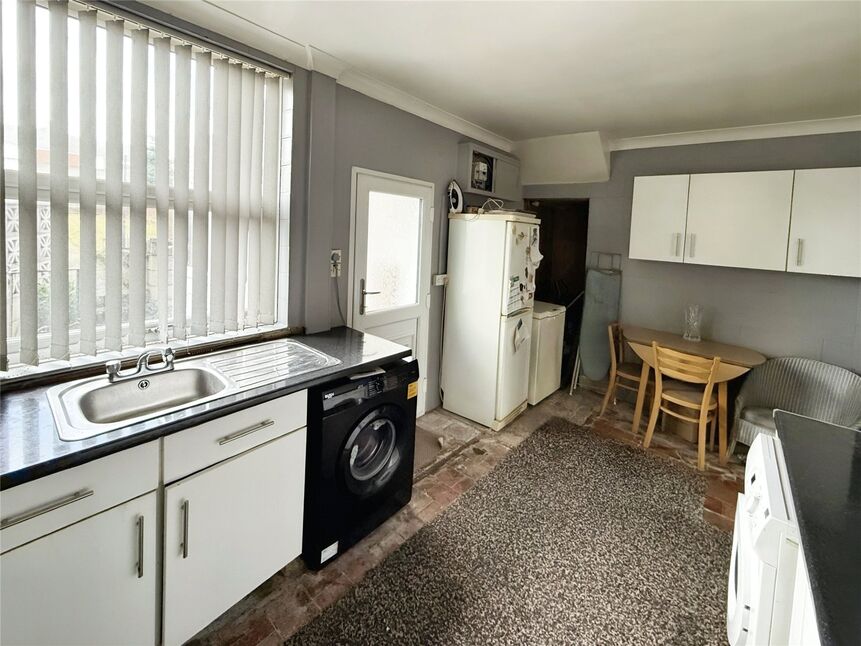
[622,324,766,464]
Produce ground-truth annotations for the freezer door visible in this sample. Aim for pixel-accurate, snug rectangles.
[495,311,532,420]
[501,222,541,315]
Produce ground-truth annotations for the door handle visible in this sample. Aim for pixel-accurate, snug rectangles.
[688,233,697,258]
[672,233,681,257]
[136,515,145,578]
[181,500,189,559]
[796,238,804,266]
[359,278,381,315]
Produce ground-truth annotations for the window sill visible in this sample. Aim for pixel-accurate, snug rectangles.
[0,324,305,393]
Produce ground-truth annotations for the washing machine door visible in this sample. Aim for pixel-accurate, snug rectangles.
[341,404,408,498]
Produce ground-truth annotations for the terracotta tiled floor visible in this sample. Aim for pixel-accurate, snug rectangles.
[188,387,744,645]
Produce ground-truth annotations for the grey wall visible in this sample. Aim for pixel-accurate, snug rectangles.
[524,132,861,372]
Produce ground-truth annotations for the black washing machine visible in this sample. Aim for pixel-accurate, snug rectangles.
[302,358,419,570]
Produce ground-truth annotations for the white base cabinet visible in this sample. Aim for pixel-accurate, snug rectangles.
[162,429,307,646]
[0,492,158,646]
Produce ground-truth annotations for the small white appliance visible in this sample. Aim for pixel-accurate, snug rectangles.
[527,301,566,405]
[727,434,800,646]
[441,211,541,429]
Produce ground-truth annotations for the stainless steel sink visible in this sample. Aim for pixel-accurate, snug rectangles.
[47,340,340,442]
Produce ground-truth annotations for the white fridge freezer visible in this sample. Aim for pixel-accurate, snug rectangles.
[441,211,541,430]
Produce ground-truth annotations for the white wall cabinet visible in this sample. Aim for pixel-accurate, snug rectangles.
[162,429,307,646]
[788,167,861,278]
[1,492,158,646]
[685,170,794,271]
[629,174,690,262]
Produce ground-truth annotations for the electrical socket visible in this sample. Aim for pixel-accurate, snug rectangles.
[330,249,342,278]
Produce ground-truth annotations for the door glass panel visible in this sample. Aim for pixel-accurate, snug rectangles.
[365,191,421,312]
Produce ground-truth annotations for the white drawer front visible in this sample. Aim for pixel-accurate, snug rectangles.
[0,441,159,553]
[162,390,307,483]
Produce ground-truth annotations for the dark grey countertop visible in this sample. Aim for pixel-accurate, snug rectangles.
[775,411,861,646]
[0,327,411,490]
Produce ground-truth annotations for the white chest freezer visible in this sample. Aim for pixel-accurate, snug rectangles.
[528,301,566,405]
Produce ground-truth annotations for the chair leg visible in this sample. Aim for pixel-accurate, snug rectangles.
[697,412,709,472]
[709,414,717,452]
[599,371,617,417]
[643,393,661,449]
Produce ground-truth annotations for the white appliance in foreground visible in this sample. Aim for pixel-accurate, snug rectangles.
[528,301,566,405]
[728,434,808,646]
[441,211,541,429]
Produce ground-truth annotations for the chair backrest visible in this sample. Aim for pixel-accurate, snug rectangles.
[652,341,721,389]
[739,357,861,428]
[607,323,624,370]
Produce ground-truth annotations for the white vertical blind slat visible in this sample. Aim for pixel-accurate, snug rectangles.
[128,28,149,348]
[49,0,70,360]
[223,63,242,331]
[17,0,38,366]
[260,75,281,325]
[78,10,97,356]
[172,44,191,340]
[103,19,124,352]
[246,72,265,326]
[191,51,211,337]
[237,66,254,328]
[208,56,228,334]
[154,37,170,343]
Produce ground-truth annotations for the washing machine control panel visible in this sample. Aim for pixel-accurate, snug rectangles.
[321,361,418,413]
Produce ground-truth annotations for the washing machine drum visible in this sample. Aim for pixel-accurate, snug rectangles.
[341,404,408,498]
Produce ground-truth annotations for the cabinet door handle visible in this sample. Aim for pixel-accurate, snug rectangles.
[673,233,682,257]
[181,500,189,559]
[217,419,275,445]
[796,238,804,266]
[136,515,145,578]
[688,233,697,258]
[0,488,94,530]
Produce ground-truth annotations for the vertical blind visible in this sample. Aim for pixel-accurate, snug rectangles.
[1,0,288,371]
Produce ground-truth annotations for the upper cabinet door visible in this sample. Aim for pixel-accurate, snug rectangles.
[628,175,690,263]
[788,167,861,278]
[685,171,794,271]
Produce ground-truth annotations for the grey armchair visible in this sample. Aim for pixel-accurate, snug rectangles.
[730,357,861,455]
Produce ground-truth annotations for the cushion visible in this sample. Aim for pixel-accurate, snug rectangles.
[741,406,777,431]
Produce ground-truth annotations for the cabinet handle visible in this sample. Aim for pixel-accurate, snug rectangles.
[181,500,189,559]
[796,238,804,266]
[217,419,275,445]
[136,515,144,578]
[0,488,94,530]
[673,233,682,257]
[688,233,697,258]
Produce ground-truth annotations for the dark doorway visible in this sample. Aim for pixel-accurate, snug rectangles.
[526,199,589,384]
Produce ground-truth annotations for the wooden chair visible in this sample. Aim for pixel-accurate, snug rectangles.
[643,342,720,471]
[599,323,644,417]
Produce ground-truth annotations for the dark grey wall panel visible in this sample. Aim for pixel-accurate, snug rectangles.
[524,131,861,372]
[303,72,338,333]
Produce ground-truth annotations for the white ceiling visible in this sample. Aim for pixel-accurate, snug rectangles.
[148,1,861,143]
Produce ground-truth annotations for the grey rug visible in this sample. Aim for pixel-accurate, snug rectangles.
[288,418,731,646]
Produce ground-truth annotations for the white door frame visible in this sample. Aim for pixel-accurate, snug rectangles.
[348,167,435,415]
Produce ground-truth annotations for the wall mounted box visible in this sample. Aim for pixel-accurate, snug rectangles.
[457,141,521,201]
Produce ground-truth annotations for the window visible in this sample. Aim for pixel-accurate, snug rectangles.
[1,0,291,376]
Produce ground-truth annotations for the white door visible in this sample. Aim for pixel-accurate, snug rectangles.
[496,310,532,420]
[1,492,158,646]
[788,167,861,278]
[628,174,690,262]
[162,431,306,646]
[685,170,794,271]
[350,168,434,415]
